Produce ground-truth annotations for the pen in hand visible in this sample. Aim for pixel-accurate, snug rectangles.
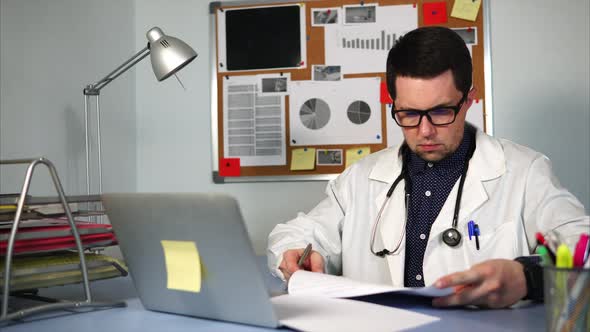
[297,243,313,269]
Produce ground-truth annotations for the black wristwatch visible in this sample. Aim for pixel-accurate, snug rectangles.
[514,256,544,302]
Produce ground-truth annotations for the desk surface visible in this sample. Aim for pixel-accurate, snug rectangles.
[2,257,545,331]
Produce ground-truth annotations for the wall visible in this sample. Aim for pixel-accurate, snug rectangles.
[490,0,590,208]
[0,0,136,196]
[135,0,589,254]
[1,1,587,256]
[134,0,328,255]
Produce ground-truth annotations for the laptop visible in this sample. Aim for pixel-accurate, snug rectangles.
[102,192,281,328]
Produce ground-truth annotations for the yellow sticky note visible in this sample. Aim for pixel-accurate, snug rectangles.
[291,148,316,170]
[346,147,371,168]
[161,240,202,293]
[450,0,481,22]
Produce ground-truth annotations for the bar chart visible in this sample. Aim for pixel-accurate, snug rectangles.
[341,31,397,50]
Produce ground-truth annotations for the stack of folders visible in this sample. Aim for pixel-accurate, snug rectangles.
[0,253,128,291]
[0,219,117,255]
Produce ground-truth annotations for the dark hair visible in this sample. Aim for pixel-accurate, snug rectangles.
[386,26,472,101]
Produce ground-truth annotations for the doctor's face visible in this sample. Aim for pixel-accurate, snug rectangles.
[394,70,472,162]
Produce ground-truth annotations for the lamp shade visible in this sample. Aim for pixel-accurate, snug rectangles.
[146,27,197,81]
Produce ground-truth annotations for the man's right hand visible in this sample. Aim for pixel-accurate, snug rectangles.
[279,248,325,281]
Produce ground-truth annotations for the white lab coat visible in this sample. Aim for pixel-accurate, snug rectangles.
[267,129,589,286]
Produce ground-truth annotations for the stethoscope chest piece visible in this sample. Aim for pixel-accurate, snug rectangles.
[442,227,462,247]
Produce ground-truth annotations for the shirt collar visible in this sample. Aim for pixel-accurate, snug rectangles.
[408,127,473,176]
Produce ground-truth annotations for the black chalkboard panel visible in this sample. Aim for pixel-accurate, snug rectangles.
[225,5,302,70]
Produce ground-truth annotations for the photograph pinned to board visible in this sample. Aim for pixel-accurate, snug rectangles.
[324,4,418,74]
[317,149,343,166]
[289,77,382,146]
[223,75,286,167]
[343,4,377,24]
[258,73,291,95]
[312,8,339,26]
[312,65,342,81]
[451,27,478,45]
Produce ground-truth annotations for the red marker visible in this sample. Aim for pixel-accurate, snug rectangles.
[535,232,547,246]
[573,234,589,267]
[536,232,556,263]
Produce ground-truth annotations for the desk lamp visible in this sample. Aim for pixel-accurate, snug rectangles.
[83,27,197,196]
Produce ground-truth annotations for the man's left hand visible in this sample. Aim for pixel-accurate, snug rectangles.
[432,259,527,308]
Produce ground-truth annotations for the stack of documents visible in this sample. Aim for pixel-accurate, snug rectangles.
[287,270,454,298]
[0,253,127,291]
[0,194,103,223]
[0,219,117,255]
[268,271,453,332]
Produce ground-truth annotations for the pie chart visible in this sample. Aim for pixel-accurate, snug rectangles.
[300,98,331,130]
[347,100,371,125]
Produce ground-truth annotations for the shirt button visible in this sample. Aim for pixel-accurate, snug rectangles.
[416,274,422,281]
[420,234,426,240]
[427,162,433,168]
[425,190,431,197]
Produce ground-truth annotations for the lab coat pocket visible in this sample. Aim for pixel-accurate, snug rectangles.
[463,221,517,266]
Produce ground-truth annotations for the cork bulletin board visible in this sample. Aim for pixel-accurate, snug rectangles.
[210,0,491,183]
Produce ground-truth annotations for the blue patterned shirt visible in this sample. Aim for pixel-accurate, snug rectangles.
[403,129,473,287]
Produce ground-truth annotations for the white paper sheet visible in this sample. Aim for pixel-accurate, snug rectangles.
[223,75,286,166]
[288,270,453,298]
[272,294,439,332]
[289,77,382,146]
[466,99,485,131]
[324,5,418,74]
[386,104,404,147]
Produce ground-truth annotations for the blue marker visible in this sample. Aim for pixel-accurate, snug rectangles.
[468,220,475,241]
[473,224,480,250]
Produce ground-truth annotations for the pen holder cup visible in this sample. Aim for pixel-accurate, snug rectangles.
[543,266,590,332]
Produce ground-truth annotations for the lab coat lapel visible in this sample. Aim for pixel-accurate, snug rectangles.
[369,146,406,287]
[429,131,506,237]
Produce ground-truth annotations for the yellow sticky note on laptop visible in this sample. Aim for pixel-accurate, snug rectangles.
[346,147,371,168]
[450,0,481,22]
[161,240,202,293]
[291,148,316,170]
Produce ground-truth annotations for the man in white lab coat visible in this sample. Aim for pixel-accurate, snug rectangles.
[267,26,589,308]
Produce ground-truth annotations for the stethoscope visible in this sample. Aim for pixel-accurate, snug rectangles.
[370,130,476,257]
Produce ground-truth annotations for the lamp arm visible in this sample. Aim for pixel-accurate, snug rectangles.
[84,45,150,95]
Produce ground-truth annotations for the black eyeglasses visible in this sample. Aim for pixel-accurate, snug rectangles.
[392,99,465,128]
